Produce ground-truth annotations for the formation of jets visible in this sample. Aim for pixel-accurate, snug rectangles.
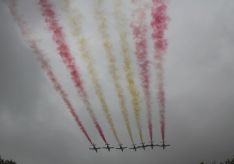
[89,141,170,152]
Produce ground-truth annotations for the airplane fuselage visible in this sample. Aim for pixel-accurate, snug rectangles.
[103,144,114,151]
[129,145,138,151]
[116,145,127,151]
[141,143,146,150]
[89,144,101,152]
[146,142,156,149]
[156,142,170,150]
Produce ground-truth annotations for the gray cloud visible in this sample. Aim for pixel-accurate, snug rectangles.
[0,0,234,164]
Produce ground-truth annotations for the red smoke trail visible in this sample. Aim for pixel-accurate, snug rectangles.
[38,0,107,144]
[151,0,169,142]
[36,48,94,144]
[7,0,93,144]
[131,0,153,142]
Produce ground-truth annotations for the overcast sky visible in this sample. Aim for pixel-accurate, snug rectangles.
[0,0,234,164]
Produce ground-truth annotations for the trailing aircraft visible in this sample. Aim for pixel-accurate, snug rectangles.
[138,142,147,150]
[129,144,139,151]
[146,141,157,150]
[156,141,170,150]
[115,144,128,152]
[102,143,115,151]
[89,144,101,153]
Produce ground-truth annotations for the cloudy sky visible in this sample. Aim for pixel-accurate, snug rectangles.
[0,0,234,164]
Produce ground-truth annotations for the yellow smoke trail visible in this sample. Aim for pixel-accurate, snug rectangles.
[63,0,121,145]
[114,0,144,143]
[94,0,134,144]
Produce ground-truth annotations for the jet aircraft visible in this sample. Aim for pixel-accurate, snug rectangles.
[129,144,139,151]
[89,144,101,153]
[102,143,115,151]
[138,142,147,150]
[146,141,157,150]
[156,141,170,150]
[115,144,128,152]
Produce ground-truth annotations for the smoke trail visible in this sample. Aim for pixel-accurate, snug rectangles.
[7,0,93,144]
[38,0,107,144]
[131,0,153,142]
[63,0,121,145]
[114,0,144,143]
[87,1,137,144]
[151,0,169,142]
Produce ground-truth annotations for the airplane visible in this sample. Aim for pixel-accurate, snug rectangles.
[156,141,170,150]
[89,144,101,153]
[129,144,139,151]
[102,143,115,151]
[115,144,128,152]
[138,142,147,150]
[146,141,157,150]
